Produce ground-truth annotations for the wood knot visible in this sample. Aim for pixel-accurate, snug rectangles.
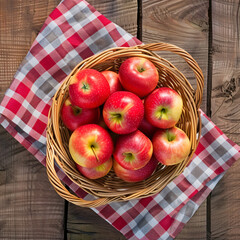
[221,76,239,99]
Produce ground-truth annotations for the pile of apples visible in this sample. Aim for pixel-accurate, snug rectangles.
[61,57,191,182]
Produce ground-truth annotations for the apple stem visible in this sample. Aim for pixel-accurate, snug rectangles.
[157,108,167,120]
[137,66,145,73]
[166,129,175,142]
[109,113,122,121]
[158,112,163,120]
[123,152,135,162]
[91,146,100,163]
[70,104,82,115]
[81,82,90,92]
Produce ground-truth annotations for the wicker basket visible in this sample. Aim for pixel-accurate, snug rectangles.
[46,43,204,208]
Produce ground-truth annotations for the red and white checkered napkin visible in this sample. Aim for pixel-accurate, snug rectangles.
[0,0,239,239]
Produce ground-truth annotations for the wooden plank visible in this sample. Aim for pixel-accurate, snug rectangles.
[67,204,126,240]
[0,127,65,239]
[210,0,240,239]
[66,1,137,239]
[142,0,209,239]
[0,0,65,239]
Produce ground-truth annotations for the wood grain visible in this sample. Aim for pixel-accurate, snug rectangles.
[211,0,240,239]
[142,1,209,239]
[0,0,65,239]
[0,126,65,239]
[66,1,137,239]
[67,204,126,240]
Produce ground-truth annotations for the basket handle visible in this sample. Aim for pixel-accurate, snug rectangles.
[138,43,204,109]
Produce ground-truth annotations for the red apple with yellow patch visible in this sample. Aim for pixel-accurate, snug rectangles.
[76,157,113,179]
[103,91,144,134]
[119,57,159,98]
[113,130,153,170]
[69,69,110,109]
[61,98,100,131]
[145,87,183,129]
[69,124,114,168]
[152,127,191,165]
[113,156,158,182]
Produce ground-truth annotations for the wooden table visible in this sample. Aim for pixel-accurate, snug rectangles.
[0,0,240,239]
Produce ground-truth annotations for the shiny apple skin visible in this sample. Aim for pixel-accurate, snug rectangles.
[76,157,113,179]
[113,156,158,182]
[101,70,123,95]
[152,127,191,165]
[103,91,144,134]
[118,57,159,98]
[145,87,183,129]
[69,124,114,168]
[113,130,153,170]
[61,98,100,131]
[69,69,110,109]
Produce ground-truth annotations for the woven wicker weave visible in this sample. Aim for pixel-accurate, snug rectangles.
[46,43,204,208]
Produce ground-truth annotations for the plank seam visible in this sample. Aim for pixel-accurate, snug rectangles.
[207,0,213,239]
[207,0,213,118]
[137,0,142,41]
[64,186,69,240]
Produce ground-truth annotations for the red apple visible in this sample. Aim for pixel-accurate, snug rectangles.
[118,57,159,98]
[61,98,100,131]
[101,70,122,94]
[69,69,110,108]
[69,124,114,168]
[103,91,144,134]
[113,130,153,170]
[152,127,191,166]
[113,156,158,182]
[145,87,183,129]
[76,157,113,179]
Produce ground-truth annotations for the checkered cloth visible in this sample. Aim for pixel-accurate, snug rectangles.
[0,0,239,239]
